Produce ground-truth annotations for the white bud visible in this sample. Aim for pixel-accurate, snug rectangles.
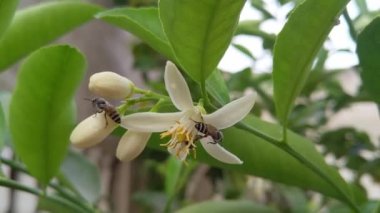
[89,72,134,99]
[116,131,151,162]
[70,112,118,148]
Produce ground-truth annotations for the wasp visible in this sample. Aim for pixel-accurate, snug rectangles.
[193,121,223,144]
[85,97,121,126]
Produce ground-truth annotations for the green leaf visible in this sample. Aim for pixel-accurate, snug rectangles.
[0,1,101,71]
[235,20,276,50]
[38,196,80,213]
[232,43,256,60]
[0,104,5,150]
[273,0,349,126]
[60,149,101,203]
[361,201,380,213]
[159,0,245,83]
[0,0,19,39]
[165,156,182,198]
[193,116,356,208]
[146,114,357,209]
[96,7,176,61]
[206,70,230,104]
[9,45,86,185]
[177,200,278,213]
[0,92,11,148]
[357,17,380,104]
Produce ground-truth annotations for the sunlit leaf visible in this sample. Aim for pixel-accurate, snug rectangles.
[0,0,19,39]
[60,149,101,203]
[9,45,86,185]
[357,17,380,104]
[273,0,349,126]
[96,7,176,61]
[177,200,278,213]
[159,0,245,83]
[0,1,101,71]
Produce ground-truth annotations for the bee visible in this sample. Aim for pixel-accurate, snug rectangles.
[193,121,223,144]
[85,97,121,126]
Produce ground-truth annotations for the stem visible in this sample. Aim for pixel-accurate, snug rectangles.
[282,126,288,144]
[200,81,209,107]
[278,144,359,212]
[49,182,94,212]
[250,82,275,114]
[8,154,17,213]
[343,8,357,41]
[0,178,88,213]
[0,157,94,212]
[133,87,170,100]
[236,122,282,144]
[235,124,359,212]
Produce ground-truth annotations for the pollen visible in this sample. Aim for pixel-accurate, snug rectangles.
[160,119,198,161]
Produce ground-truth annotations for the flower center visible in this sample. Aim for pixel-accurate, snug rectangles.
[160,107,202,161]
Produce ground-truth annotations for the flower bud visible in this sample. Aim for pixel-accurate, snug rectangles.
[89,72,134,99]
[116,131,151,162]
[70,112,118,148]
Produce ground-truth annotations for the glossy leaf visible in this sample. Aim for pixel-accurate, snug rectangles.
[357,17,380,103]
[0,1,101,71]
[96,7,176,61]
[0,0,19,39]
[147,114,356,208]
[273,0,349,126]
[159,0,245,83]
[195,116,355,208]
[60,149,101,203]
[206,70,230,104]
[9,45,86,185]
[177,200,278,213]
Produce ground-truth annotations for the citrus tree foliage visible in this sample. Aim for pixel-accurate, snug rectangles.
[0,0,379,212]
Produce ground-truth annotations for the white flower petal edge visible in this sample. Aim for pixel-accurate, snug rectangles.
[165,61,193,111]
[168,143,189,161]
[70,112,118,148]
[200,137,243,164]
[121,112,183,132]
[203,93,256,130]
[116,131,151,162]
[89,71,134,99]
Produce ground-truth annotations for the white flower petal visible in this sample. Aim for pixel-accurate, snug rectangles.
[203,93,256,129]
[165,61,193,110]
[200,137,243,164]
[116,131,151,162]
[70,113,118,148]
[89,71,134,99]
[168,143,188,161]
[121,112,183,132]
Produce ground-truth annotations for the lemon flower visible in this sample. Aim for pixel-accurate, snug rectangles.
[121,61,255,164]
[70,71,151,162]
